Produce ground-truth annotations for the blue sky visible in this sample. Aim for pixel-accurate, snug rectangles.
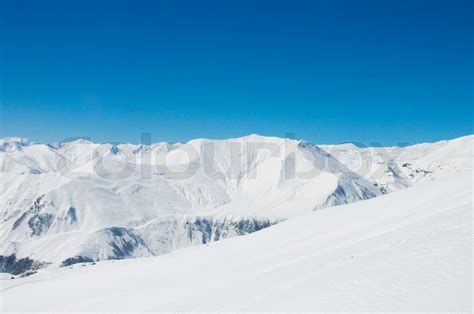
[0,0,472,145]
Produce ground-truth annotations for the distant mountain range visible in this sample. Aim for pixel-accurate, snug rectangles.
[0,134,472,274]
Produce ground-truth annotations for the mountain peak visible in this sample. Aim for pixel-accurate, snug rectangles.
[0,137,29,144]
[0,137,30,151]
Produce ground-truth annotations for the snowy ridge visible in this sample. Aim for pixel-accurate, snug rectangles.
[319,134,473,193]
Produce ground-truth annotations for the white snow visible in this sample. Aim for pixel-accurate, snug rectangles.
[1,171,471,311]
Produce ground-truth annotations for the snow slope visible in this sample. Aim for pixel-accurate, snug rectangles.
[1,171,471,312]
[0,135,379,269]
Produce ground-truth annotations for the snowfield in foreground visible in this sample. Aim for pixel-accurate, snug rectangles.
[1,171,471,312]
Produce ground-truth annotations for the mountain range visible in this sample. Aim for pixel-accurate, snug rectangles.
[0,134,472,275]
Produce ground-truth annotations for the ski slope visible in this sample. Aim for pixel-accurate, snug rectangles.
[1,171,471,312]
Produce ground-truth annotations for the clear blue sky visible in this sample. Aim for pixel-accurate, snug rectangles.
[0,0,472,145]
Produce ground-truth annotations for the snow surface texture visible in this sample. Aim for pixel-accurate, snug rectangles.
[0,135,471,273]
[1,171,471,311]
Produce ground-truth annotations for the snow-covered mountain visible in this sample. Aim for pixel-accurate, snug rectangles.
[0,135,380,272]
[0,134,471,274]
[1,171,471,311]
[320,134,473,193]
